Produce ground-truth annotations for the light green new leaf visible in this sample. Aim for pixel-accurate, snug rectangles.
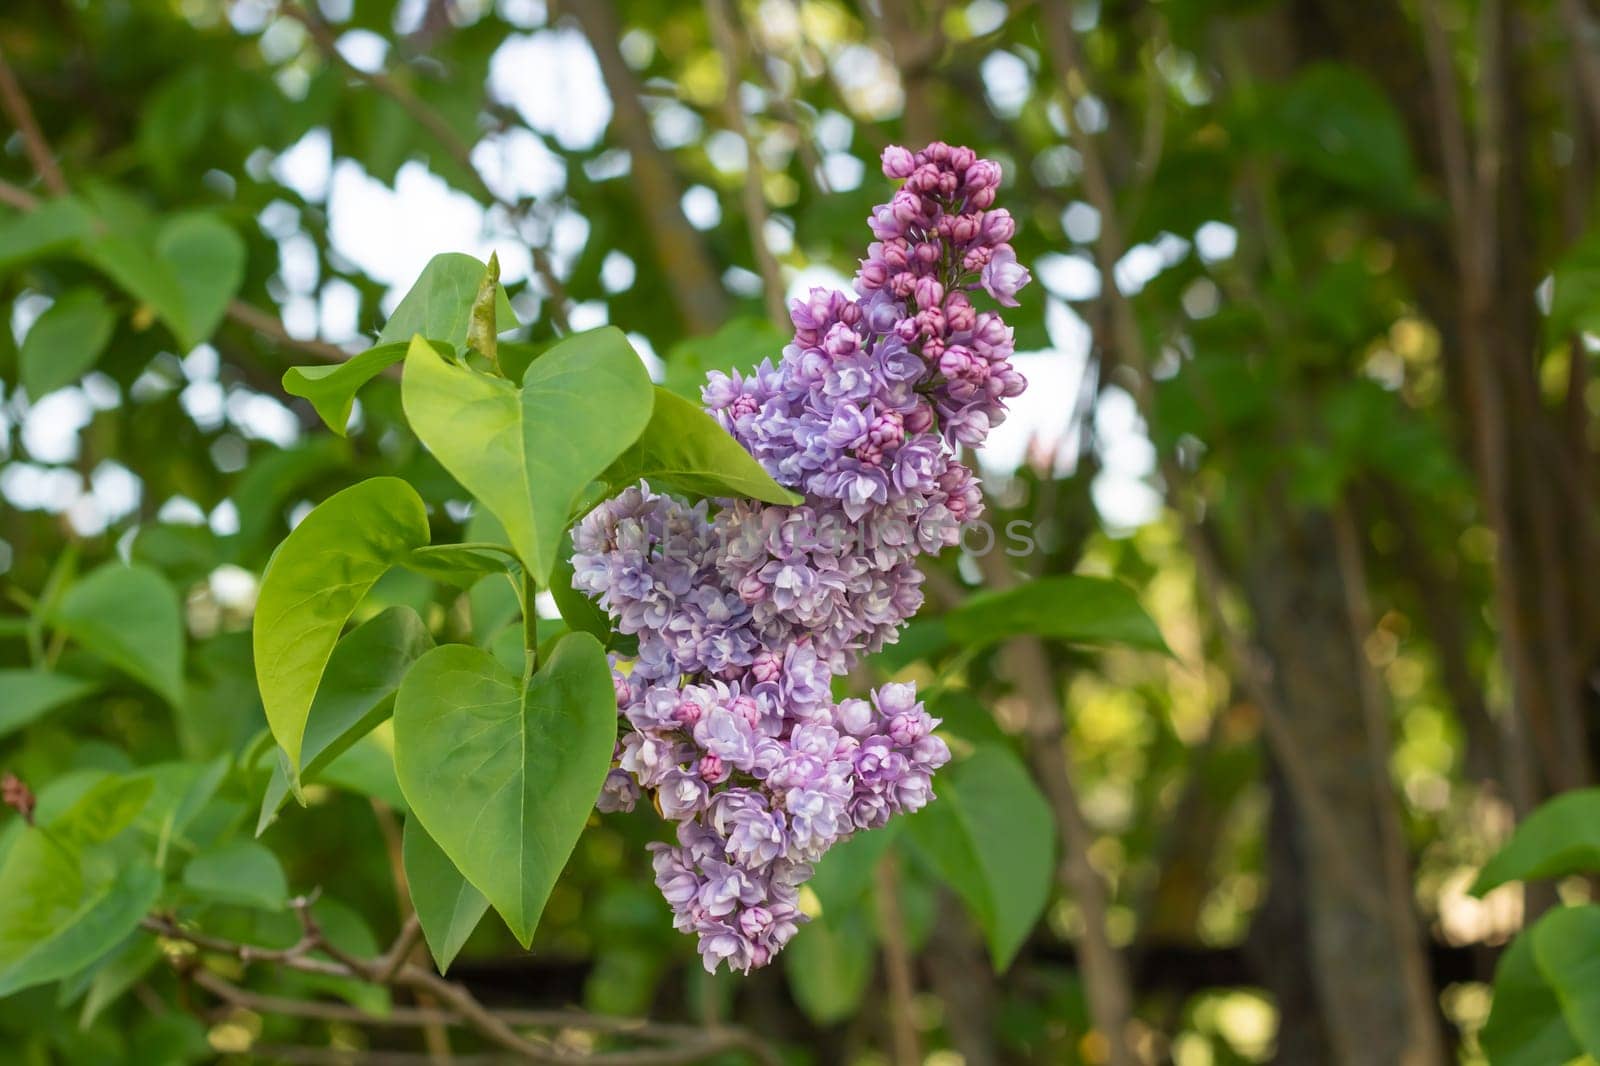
[282,342,408,436]
[602,387,802,505]
[0,669,98,739]
[402,816,489,973]
[1531,904,1600,1056]
[256,606,433,833]
[943,575,1169,655]
[378,252,517,351]
[182,841,289,911]
[401,329,653,583]
[1480,917,1583,1066]
[19,289,116,399]
[155,213,246,346]
[0,776,159,997]
[1471,788,1600,895]
[53,563,186,709]
[903,744,1054,970]
[253,477,430,773]
[393,633,616,947]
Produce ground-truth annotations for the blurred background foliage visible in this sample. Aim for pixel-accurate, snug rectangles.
[1,0,1598,1063]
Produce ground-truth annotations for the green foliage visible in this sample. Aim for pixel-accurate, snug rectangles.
[377,252,518,351]
[1476,792,1600,1063]
[1471,789,1600,895]
[1480,915,1584,1066]
[256,606,433,833]
[281,342,408,436]
[0,670,97,739]
[392,635,616,947]
[400,329,654,583]
[181,840,288,911]
[19,290,115,399]
[1529,905,1600,1057]
[903,745,1055,970]
[0,777,160,997]
[402,816,489,973]
[1548,234,1600,340]
[941,575,1169,654]
[52,564,186,709]
[602,387,803,505]
[252,477,430,774]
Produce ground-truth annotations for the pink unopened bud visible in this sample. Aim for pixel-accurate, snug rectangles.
[697,754,728,784]
[881,144,916,178]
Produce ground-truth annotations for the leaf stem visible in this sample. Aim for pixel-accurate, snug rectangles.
[523,567,539,678]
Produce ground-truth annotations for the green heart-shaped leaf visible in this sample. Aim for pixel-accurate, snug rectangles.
[401,329,653,583]
[156,213,246,347]
[393,633,616,947]
[253,477,430,773]
[602,387,802,505]
[943,575,1170,655]
[20,288,116,399]
[403,816,489,973]
[53,563,185,709]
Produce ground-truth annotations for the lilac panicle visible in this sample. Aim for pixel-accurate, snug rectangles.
[572,142,1030,973]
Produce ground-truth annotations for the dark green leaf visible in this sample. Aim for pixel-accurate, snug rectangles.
[256,606,433,833]
[393,633,616,946]
[19,289,116,398]
[942,575,1168,654]
[1480,917,1583,1066]
[903,744,1054,970]
[785,903,875,1025]
[0,197,92,273]
[602,387,802,506]
[0,776,159,996]
[402,543,518,586]
[1471,789,1600,895]
[402,816,489,973]
[0,670,98,739]
[155,213,246,346]
[1530,904,1600,1056]
[53,563,186,708]
[182,841,289,910]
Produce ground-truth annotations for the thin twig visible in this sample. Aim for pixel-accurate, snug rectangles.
[276,0,571,333]
[144,909,778,1065]
[704,0,788,329]
[0,43,67,196]
[559,0,730,334]
[873,855,921,1066]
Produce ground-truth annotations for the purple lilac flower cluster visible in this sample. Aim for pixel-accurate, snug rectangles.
[572,142,1030,973]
